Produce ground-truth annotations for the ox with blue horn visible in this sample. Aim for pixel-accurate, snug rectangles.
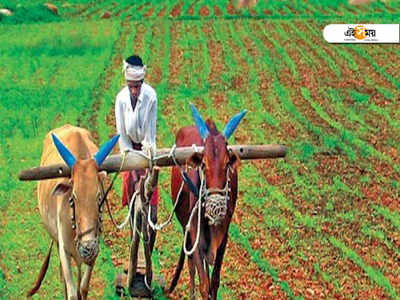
[27,125,119,300]
[166,103,272,300]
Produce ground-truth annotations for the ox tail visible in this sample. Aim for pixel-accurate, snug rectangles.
[27,240,54,298]
[167,245,185,294]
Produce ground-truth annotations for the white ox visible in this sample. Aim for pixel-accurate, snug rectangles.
[27,125,119,300]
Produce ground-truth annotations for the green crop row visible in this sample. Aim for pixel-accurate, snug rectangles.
[230,224,301,300]
[329,237,399,299]
[223,20,399,298]
[270,21,399,169]
[305,21,399,116]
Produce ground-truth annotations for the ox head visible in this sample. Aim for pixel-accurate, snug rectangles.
[188,104,246,190]
[188,104,246,264]
[51,134,119,265]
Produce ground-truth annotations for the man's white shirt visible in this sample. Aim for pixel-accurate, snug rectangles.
[115,82,157,153]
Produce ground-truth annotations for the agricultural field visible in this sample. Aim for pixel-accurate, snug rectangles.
[0,0,399,299]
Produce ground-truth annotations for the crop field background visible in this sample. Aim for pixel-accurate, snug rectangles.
[0,0,399,299]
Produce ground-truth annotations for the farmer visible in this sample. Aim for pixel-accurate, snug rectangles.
[115,54,159,208]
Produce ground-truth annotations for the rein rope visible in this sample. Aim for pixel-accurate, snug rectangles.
[183,167,205,256]
[103,150,140,231]
[147,144,199,232]
[98,145,231,258]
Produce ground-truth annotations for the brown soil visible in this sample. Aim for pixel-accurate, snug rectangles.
[284,3,300,15]
[93,16,400,299]
[292,21,400,162]
[253,22,338,141]
[199,5,210,17]
[88,17,131,143]
[170,1,183,17]
[71,1,99,17]
[137,2,150,12]
[228,20,400,297]
[157,6,167,17]
[213,5,223,16]
[113,2,134,17]
[187,1,198,16]
[146,25,164,86]
[168,23,183,87]
[227,0,237,15]
[263,9,273,15]
[204,22,225,83]
[144,6,154,17]
[86,5,107,19]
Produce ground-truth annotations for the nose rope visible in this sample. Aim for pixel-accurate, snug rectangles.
[203,166,232,226]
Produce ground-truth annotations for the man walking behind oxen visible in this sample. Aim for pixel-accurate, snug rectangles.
[115,54,159,210]
[114,54,159,296]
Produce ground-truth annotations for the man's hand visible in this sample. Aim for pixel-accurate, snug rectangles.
[142,141,156,156]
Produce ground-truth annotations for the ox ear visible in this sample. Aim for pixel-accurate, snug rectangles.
[222,110,247,140]
[52,182,72,196]
[186,152,203,169]
[52,133,76,168]
[190,103,210,140]
[228,149,241,169]
[94,135,120,167]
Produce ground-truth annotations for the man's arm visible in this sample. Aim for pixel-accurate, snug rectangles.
[115,96,133,153]
[143,95,157,150]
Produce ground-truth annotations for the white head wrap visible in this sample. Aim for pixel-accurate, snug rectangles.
[123,60,147,81]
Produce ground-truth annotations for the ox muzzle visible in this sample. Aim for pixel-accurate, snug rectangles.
[201,167,232,226]
[77,238,99,264]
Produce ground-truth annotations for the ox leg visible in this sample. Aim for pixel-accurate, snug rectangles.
[76,265,82,300]
[63,279,68,300]
[58,245,77,300]
[58,246,68,300]
[188,256,197,300]
[59,261,67,300]
[58,204,77,299]
[193,250,209,300]
[209,233,228,300]
[184,236,197,299]
[80,264,94,300]
[190,227,209,300]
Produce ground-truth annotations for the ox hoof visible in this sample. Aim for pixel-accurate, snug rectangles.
[129,274,152,298]
[115,273,127,297]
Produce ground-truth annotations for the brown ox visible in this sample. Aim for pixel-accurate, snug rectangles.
[168,105,246,299]
[28,125,119,300]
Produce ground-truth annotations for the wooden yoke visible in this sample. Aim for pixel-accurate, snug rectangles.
[18,144,287,181]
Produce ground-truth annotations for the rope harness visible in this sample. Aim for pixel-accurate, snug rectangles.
[98,145,232,259]
[68,186,104,246]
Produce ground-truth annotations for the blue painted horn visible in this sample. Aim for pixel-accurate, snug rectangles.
[52,133,120,169]
[222,110,247,140]
[51,133,76,168]
[190,103,210,140]
[94,134,120,167]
